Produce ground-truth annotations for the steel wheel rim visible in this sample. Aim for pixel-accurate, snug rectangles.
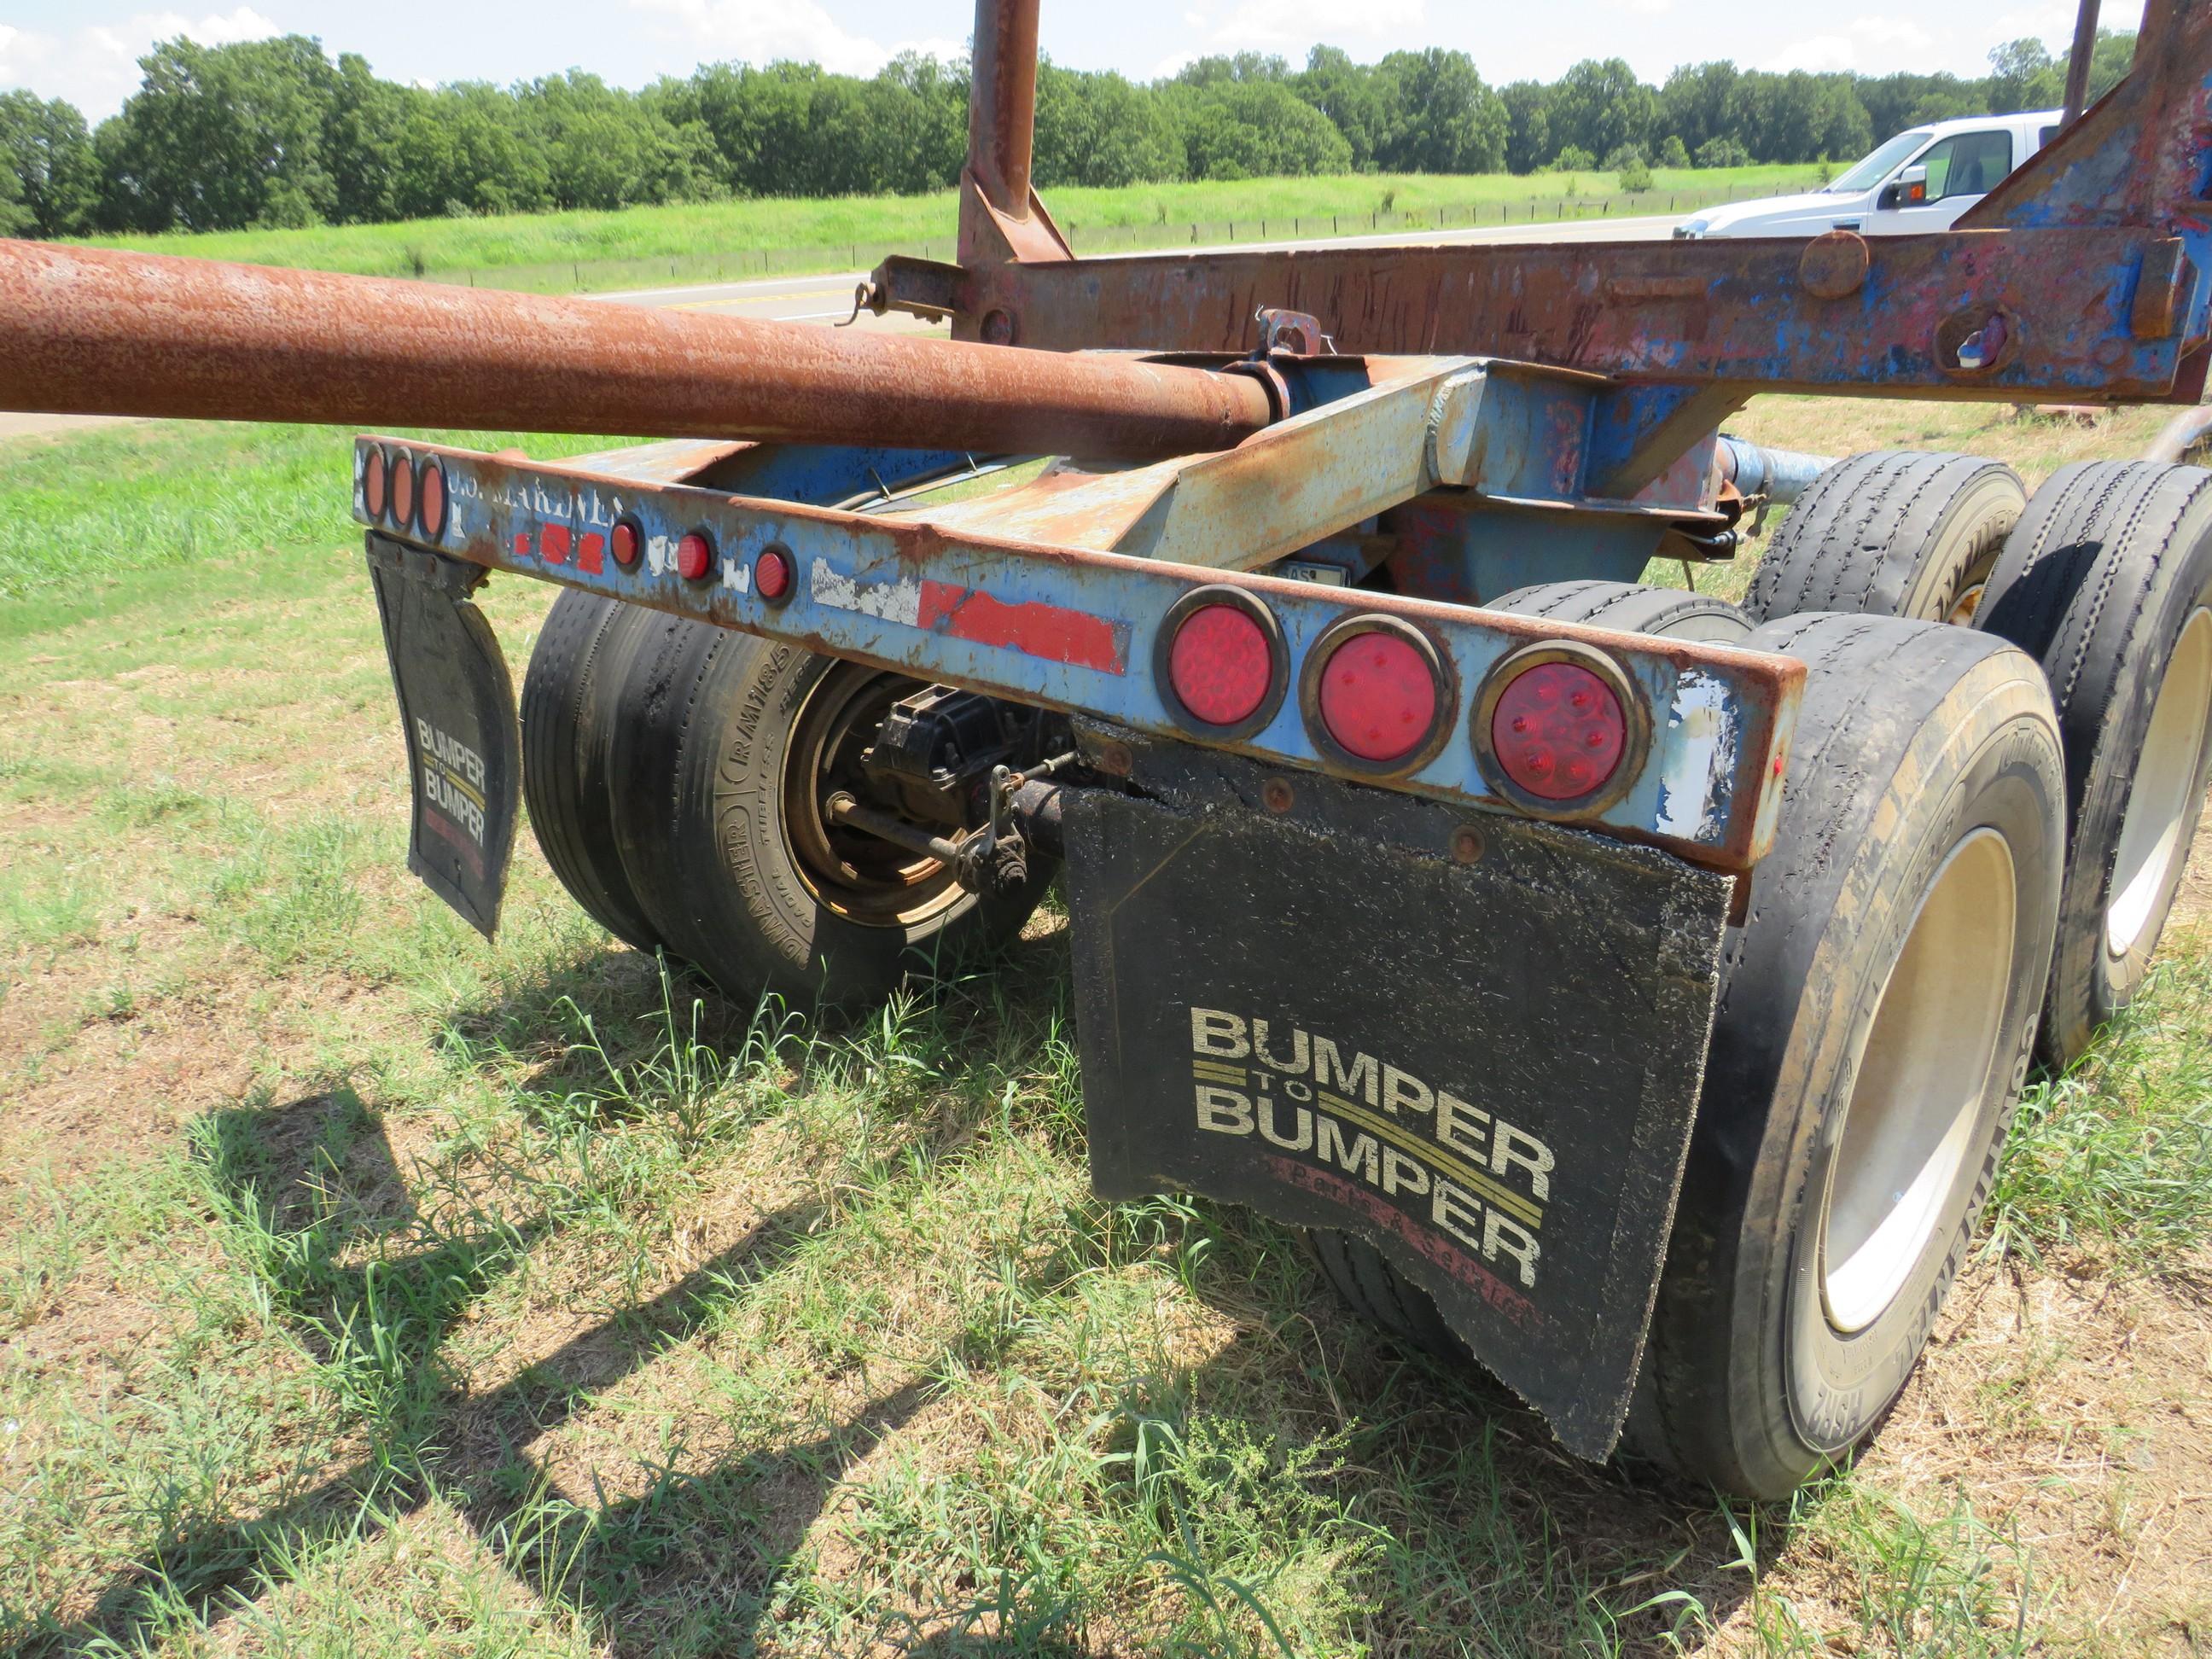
[781,663,966,928]
[1820,828,2017,1335]
[2107,606,2212,959]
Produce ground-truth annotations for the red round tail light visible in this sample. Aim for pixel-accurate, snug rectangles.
[676,530,713,581]
[1488,658,1627,801]
[1158,590,1284,736]
[755,545,792,600]
[361,448,387,521]
[417,460,446,539]
[1310,619,1447,769]
[390,452,416,528]
[610,520,641,568]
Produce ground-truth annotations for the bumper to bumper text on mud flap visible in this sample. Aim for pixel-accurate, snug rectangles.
[1062,731,1735,1457]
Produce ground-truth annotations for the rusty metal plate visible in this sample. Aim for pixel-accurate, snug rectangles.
[1063,740,1732,1457]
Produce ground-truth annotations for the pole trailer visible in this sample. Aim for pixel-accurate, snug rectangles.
[6,0,2212,1505]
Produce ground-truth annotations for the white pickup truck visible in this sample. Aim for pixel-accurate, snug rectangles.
[1674,108,2064,238]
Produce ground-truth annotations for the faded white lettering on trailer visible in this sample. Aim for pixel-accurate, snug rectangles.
[721,556,750,593]
[644,533,674,577]
[1655,668,1738,842]
[811,561,923,625]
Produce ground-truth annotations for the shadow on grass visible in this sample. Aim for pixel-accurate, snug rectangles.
[45,940,1770,1656]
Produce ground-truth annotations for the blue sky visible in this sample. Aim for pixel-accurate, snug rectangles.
[0,0,2096,123]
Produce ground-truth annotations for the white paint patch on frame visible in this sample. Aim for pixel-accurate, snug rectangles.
[1655,667,1739,842]
[811,561,922,625]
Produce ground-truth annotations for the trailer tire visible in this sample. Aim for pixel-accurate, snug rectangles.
[1481,579,1755,642]
[1745,451,2026,626]
[1624,614,2063,1496]
[607,617,1052,1015]
[520,589,665,952]
[1973,461,2212,1066]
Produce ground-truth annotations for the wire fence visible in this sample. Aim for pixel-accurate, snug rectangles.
[421,178,1819,295]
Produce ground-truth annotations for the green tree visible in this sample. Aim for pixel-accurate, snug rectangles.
[391,82,550,216]
[1988,38,2064,112]
[0,91,99,236]
[1499,80,1551,174]
[1371,49,1508,173]
[1295,46,1386,169]
[1658,61,1738,158]
[1172,79,1351,179]
[1034,62,1182,187]
[1547,59,1657,164]
[94,35,341,231]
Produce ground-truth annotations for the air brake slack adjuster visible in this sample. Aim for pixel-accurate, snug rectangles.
[824,769,1039,901]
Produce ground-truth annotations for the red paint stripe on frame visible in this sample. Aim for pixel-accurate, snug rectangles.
[578,532,606,575]
[539,522,572,564]
[916,579,1123,674]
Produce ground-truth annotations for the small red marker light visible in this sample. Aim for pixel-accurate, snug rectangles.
[1168,603,1273,727]
[611,521,640,567]
[1318,629,1438,764]
[391,453,416,528]
[362,449,387,521]
[755,546,792,600]
[417,461,446,538]
[1489,660,1627,801]
[676,530,713,581]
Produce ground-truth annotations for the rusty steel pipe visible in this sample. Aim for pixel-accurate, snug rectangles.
[0,240,1272,459]
[967,0,1041,220]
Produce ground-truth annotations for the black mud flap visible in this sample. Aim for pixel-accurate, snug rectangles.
[365,534,519,938]
[1064,734,1733,1458]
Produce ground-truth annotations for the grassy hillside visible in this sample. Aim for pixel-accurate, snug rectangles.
[73,166,1825,293]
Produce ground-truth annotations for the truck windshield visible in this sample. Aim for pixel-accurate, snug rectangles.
[1826,130,1934,193]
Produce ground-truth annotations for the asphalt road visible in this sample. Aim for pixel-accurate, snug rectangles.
[0,212,1683,435]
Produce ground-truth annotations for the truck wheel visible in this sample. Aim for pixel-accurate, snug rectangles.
[1628,614,2063,1497]
[1745,451,2026,626]
[1482,579,1755,642]
[1974,461,2212,1065]
[607,617,1053,1015]
[1309,578,1751,1356]
[519,589,664,952]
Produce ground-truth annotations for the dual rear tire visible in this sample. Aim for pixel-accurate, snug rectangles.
[1319,579,2065,1497]
[1747,449,2212,1063]
[521,591,1050,1013]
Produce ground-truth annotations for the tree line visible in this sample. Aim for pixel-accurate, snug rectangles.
[0,30,2139,239]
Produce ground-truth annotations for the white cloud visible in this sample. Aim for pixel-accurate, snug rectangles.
[0,8,278,119]
[1198,0,1427,50]
[1625,0,1674,15]
[621,0,958,74]
[1764,15,1940,72]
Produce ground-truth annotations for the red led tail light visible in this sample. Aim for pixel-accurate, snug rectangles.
[1473,641,1647,814]
[1303,615,1452,773]
[1155,587,1286,739]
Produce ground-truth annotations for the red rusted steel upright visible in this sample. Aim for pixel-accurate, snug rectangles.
[966,0,1040,234]
[0,239,1272,458]
[958,0,1070,278]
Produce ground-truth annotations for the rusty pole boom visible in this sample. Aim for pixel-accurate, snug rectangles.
[0,240,1272,460]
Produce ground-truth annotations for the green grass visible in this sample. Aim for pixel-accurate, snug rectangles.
[0,407,2205,1654]
[71,166,1825,293]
